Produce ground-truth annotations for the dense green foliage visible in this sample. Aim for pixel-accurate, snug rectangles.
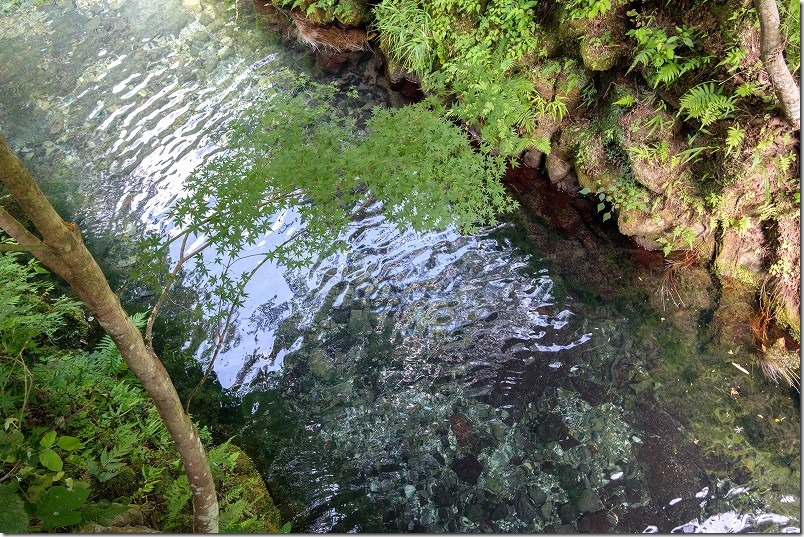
[0,250,279,532]
[373,0,552,155]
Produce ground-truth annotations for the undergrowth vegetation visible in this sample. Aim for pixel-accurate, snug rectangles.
[0,250,280,532]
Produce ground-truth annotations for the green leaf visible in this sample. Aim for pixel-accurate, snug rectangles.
[613,94,636,107]
[80,500,131,526]
[602,212,612,222]
[281,521,292,533]
[0,484,29,533]
[597,202,605,212]
[39,448,63,472]
[57,436,81,451]
[40,430,57,448]
[579,187,591,195]
[35,484,90,529]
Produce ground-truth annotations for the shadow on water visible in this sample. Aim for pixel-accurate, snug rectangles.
[0,0,799,532]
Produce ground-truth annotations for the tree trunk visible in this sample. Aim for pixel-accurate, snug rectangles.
[755,0,801,130]
[0,134,219,533]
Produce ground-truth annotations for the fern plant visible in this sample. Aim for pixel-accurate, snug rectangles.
[565,0,611,20]
[678,82,736,127]
[626,14,710,88]
[724,124,745,157]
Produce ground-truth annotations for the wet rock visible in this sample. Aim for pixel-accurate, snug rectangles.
[331,306,350,324]
[192,30,210,43]
[558,501,578,523]
[333,381,352,399]
[432,484,451,507]
[552,523,577,533]
[317,51,350,74]
[451,455,483,485]
[575,488,603,513]
[514,493,540,521]
[537,412,570,443]
[546,151,572,184]
[484,476,506,496]
[464,502,485,523]
[640,435,709,506]
[490,502,510,520]
[618,505,665,533]
[540,499,553,520]
[522,148,544,169]
[557,464,580,487]
[527,484,547,506]
[578,510,612,533]
[664,498,701,529]
[629,377,654,394]
[569,376,609,405]
[489,419,508,442]
[347,309,368,335]
[449,412,480,451]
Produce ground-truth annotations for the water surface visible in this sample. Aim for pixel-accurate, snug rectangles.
[0,0,799,532]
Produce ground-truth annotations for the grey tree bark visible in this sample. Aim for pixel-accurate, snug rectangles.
[0,134,220,533]
[756,0,801,130]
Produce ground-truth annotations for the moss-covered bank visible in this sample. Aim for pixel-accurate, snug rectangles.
[256,0,800,385]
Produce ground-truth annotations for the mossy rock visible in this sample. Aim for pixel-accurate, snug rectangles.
[219,443,283,532]
[761,212,801,341]
[579,39,620,71]
[714,223,764,288]
[289,0,336,25]
[558,9,588,43]
[555,59,592,111]
[334,0,369,27]
[305,6,336,26]
[617,203,709,253]
[575,162,618,193]
[709,280,757,350]
[80,523,160,533]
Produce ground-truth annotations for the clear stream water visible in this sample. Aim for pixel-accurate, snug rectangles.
[0,0,800,532]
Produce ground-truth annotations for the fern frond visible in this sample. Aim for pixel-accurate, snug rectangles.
[724,125,745,156]
[679,82,736,127]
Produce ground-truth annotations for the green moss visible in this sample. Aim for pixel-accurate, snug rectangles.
[221,443,283,532]
[334,0,369,26]
[579,37,619,71]
[714,258,761,288]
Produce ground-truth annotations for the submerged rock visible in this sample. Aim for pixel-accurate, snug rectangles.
[575,488,603,513]
[578,510,612,533]
[450,412,480,452]
[451,455,484,485]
